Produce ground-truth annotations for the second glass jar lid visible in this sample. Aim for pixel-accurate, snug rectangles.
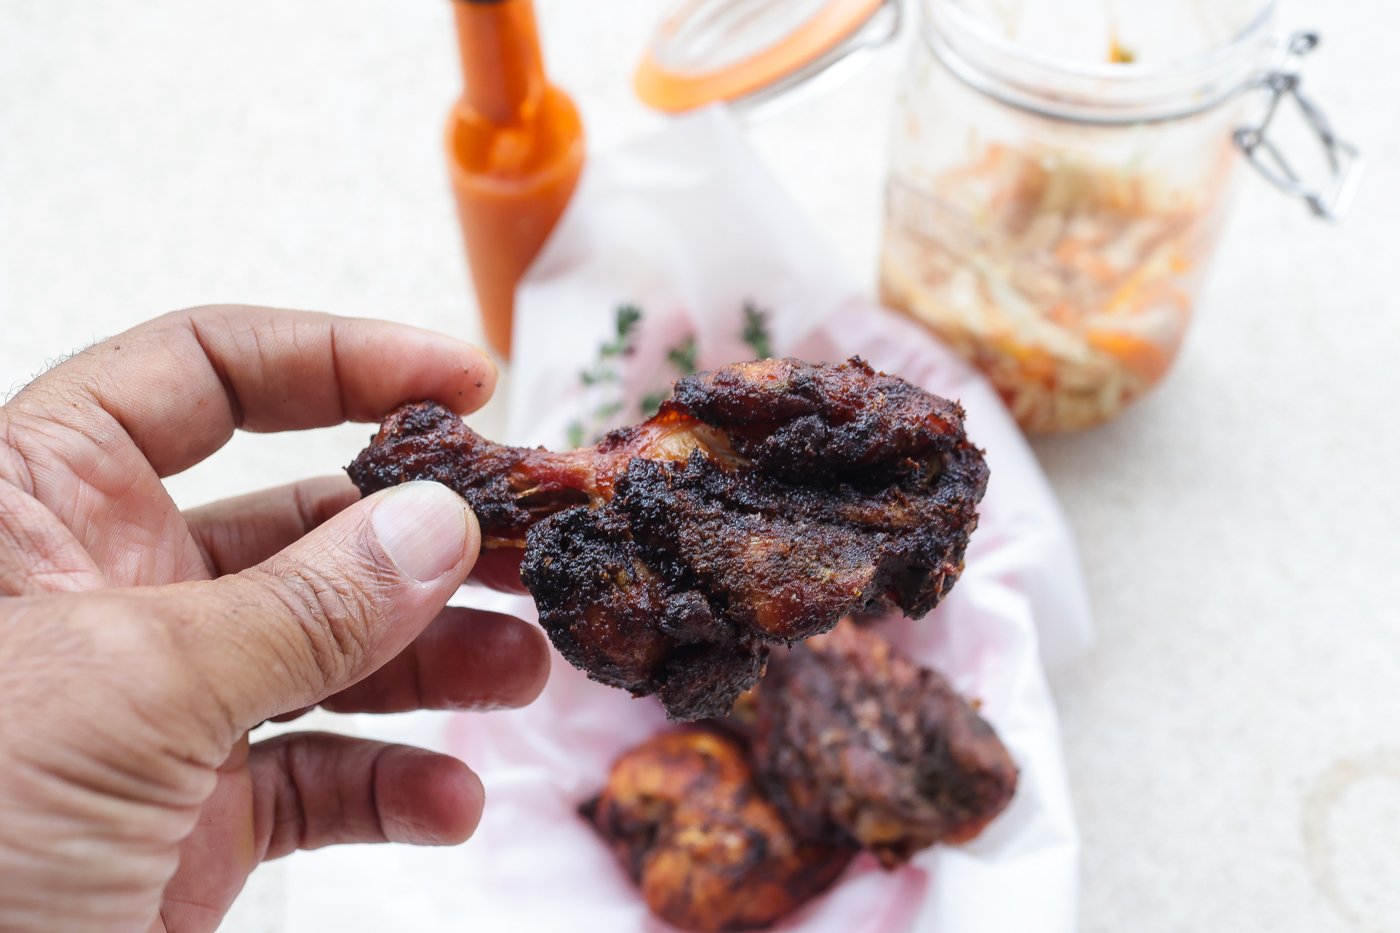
[635,0,895,111]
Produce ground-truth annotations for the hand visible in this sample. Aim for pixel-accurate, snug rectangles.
[0,305,551,932]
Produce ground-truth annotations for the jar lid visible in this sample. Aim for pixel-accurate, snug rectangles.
[635,0,894,112]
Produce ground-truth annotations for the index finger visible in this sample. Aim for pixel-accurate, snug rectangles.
[11,304,497,477]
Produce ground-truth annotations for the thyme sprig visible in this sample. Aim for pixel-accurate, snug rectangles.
[640,335,698,417]
[567,304,642,447]
[567,301,776,446]
[741,301,773,360]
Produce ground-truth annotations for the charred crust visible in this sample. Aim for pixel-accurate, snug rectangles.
[743,622,1018,865]
[350,358,990,722]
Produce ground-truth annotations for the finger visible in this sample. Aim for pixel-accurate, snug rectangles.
[157,734,255,931]
[184,475,361,577]
[268,707,314,724]
[321,607,550,714]
[10,305,497,477]
[469,546,528,594]
[250,732,484,860]
[151,480,479,735]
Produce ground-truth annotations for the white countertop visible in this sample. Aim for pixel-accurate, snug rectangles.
[2,1,1396,930]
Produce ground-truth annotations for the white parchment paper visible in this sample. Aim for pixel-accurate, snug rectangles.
[282,109,1093,932]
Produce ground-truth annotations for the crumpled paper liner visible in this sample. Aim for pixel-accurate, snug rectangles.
[281,109,1093,933]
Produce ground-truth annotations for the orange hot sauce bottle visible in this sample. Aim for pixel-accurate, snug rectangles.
[446,0,585,360]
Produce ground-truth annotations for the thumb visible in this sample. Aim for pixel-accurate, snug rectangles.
[180,480,478,731]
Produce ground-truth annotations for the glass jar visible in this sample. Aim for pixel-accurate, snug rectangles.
[878,0,1359,432]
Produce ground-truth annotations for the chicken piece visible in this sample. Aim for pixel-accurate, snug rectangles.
[347,357,989,720]
[580,728,855,933]
[734,620,1018,867]
[584,626,1016,929]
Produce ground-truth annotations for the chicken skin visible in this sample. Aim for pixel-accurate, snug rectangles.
[733,620,1019,867]
[584,625,1017,928]
[348,357,989,719]
[579,728,855,933]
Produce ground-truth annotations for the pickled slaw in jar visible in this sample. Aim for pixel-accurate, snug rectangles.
[881,137,1236,432]
[873,0,1300,432]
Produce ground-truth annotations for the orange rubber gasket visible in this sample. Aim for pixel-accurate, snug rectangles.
[635,0,885,112]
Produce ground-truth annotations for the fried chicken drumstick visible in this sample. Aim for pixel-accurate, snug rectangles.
[584,623,1017,929]
[580,728,856,933]
[348,357,989,719]
[734,619,1019,867]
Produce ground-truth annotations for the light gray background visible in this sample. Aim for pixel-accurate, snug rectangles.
[2,1,1396,930]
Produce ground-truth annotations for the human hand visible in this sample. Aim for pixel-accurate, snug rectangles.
[0,305,550,931]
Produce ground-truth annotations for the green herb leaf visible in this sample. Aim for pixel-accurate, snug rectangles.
[571,303,648,446]
[667,335,698,376]
[615,304,642,340]
[741,302,773,359]
[566,420,586,449]
[639,390,668,418]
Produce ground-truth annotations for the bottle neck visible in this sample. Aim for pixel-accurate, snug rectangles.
[453,0,548,126]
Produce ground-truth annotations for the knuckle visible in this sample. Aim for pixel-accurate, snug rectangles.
[167,304,240,327]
